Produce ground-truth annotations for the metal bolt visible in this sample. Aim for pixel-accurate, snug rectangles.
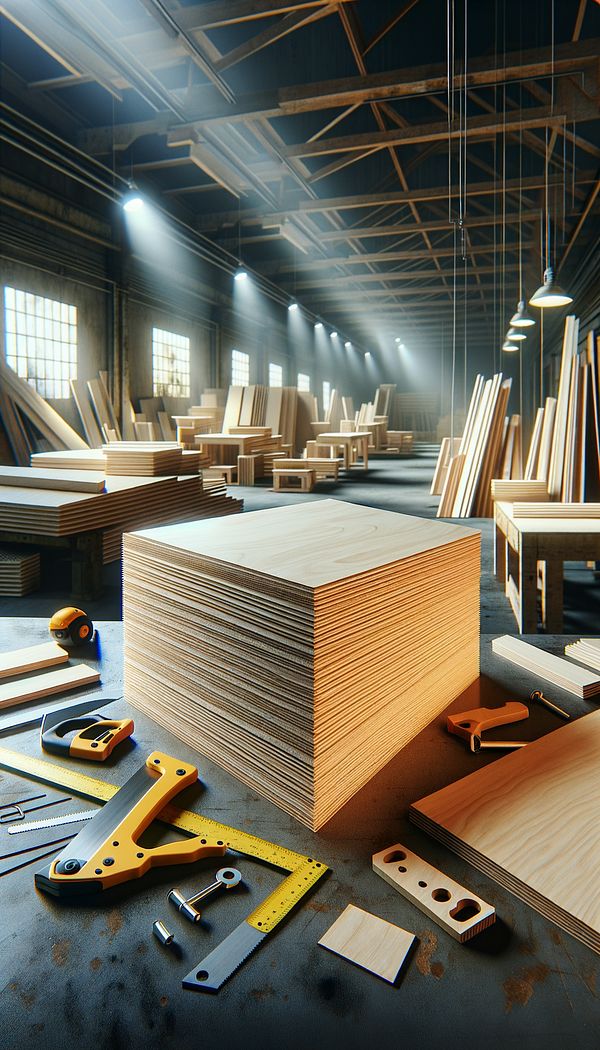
[152,920,174,946]
[530,690,570,721]
[168,867,242,923]
[471,736,528,753]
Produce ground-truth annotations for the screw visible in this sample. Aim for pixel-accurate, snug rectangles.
[530,690,570,721]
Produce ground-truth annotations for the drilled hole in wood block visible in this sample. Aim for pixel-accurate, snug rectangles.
[383,850,406,864]
[449,899,481,922]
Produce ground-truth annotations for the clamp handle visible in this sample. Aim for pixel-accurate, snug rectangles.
[41,715,134,762]
[447,702,529,745]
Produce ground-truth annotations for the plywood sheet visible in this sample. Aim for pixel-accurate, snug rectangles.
[0,466,105,493]
[0,662,100,710]
[410,710,600,954]
[318,904,415,983]
[0,641,68,680]
[492,635,600,699]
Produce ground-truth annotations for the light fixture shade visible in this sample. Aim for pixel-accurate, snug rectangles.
[502,341,518,352]
[506,327,527,341]
[330,331,338,339]
[288,301,299,312]
[529,267,573,309]
[314,321,323,330]
[234,267,248,282]
[344,341,352,349]
[510,299,536,327]
[122,194,144,213]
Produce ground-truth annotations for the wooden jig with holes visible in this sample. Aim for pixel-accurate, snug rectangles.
[372,843,496,942]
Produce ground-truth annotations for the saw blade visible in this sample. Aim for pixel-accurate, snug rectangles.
[7,810,95,835]
[182,921,267,993]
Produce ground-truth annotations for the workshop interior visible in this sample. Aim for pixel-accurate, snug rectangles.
[0,2,599,1048]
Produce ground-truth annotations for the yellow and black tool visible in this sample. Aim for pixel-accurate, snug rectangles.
[49,607,94,646]
[0,745,328,989]
[41,713,134,762]
[34,752,227,897]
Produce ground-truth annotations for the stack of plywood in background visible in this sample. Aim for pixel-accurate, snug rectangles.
[430,437,461,495]
[102,443,184,476]
[437,373,514,518]
[31,448,203,476]
[0,547,40,595]
[122,499,480,831]
[221,385,299,449]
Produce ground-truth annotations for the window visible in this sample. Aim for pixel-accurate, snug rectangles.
[268,362,283,387]
[297,373,310,391]
[152,327,190,398]
[231,348,250,386]
[322,380,331,414]
[3,286,77,399]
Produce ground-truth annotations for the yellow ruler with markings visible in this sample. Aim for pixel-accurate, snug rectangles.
[0,746,328,933]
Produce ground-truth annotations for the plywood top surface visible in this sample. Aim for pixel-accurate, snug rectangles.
[130,498,479,588]
[411,710,600,931]
[0,474,176,510]
[496,502,600,533]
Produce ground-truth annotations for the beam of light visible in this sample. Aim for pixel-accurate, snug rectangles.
[330,330,338,339]
[344,341,352,349]
[288,301,299,312]
[314,321,324,330]
[234,268,248,282]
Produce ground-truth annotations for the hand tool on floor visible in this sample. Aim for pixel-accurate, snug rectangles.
[0,744,328,989]
[34,752,227,897]
[0,695,121,739]
[168,867,242,923]
[0,793,72,823]
[447,701,530,753]
[530,689,570,720]
[41,713,134,761]
[49,607,94,646]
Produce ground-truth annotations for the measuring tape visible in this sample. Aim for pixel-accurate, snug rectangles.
[0,746,328,933]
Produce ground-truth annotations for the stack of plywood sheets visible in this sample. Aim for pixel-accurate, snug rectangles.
[492,634,600,699]
[0,466,105,493]
[490,479,549,502]
[0,548,40,595]
[511,502,600,518]
[410,710,600,954]
[123,499,480,831]
[31,448,203,477]
[564,637,600,671]
[437,373,512,518]
[0,474,243,540]
[102,442,183,476]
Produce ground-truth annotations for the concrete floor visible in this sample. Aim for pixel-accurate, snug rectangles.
[2,445,598,635]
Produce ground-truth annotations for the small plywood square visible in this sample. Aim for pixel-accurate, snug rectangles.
[318,904,415,983]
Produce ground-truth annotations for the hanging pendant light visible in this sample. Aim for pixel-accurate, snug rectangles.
[510,299,536,327]
[502,341,518,352]
[529,266,573,308]
[506,327,527,342]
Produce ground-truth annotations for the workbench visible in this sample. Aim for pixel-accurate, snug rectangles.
[315,432,370,471]
[0,619,596,1050]
[494,501,600,632]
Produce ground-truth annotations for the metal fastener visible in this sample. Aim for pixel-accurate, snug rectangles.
[152,920,174,946]
[168,867,242,924]
[530,690,570,721]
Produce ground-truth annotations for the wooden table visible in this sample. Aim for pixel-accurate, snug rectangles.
[194,432,268,464]
[494,500,600,632]
[316,432,370,471]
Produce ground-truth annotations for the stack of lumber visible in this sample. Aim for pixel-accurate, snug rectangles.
[221,385,299,449]
[0,640,100,709]
[565,637,600,670]
[295,392,319,453]
[523,318,600,502]
[0,474,242,541]
[0,547,40,595]
[511,502,600,518]
[430,437,461,495]
[122,499,480,831]
[102,443,184,477]
[490,479,549,502]
[437,373,514,518]
[492,634,600,699]
[390,392,439,437]
[0,466,105,494]
[374,384,396,418]
[0,357,89,462]
[410,709,600,954]
[31,448,203,476]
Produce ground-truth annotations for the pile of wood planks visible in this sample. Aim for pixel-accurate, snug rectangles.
[436,373,517,518]
[102,442,185,476]
[523,317,600,501]
[221,385,299,449]
[565,637,600,670]
[0,547,40,595]
[122,499,480,831]
[492,634,600,699]
[31,448,203,476]
[0,358,89,463]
